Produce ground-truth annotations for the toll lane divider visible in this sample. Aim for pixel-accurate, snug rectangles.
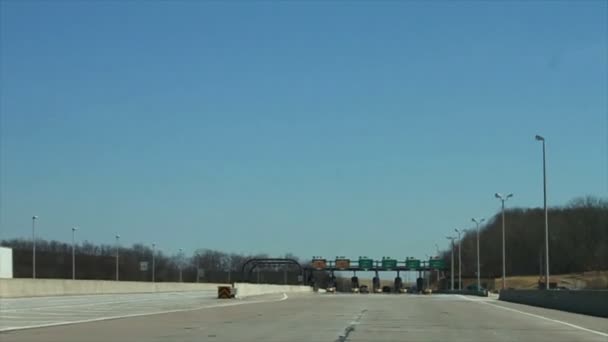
[499,289,608,318]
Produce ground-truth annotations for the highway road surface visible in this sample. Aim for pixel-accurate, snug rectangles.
[0,290,267,331]
[1,292,607,341]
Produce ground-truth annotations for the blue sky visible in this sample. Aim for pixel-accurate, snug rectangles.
[1,1,606,261]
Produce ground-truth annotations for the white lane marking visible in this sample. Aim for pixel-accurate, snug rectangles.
[458,295,608,338]
[13,311,98,317]
[0,292,289,332]
[0,316,26,319]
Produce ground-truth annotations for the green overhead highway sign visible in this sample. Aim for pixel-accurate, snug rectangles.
[381,257,397,269]
[429,258,446,269]
[405,259,421,269]
[358,257,373,270]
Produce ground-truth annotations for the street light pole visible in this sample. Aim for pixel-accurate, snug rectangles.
[434,244,440,286]
[115,235,120,281]
[535,134,550,289]
[152,243,156,283]
[472,218,485,291]
[446,236,456,291]
[32,216,38,279]
[179,248,183,282]
[455,228,465,290]
[72,227,78,280]
[495,193,513,290]
[424,254,430,290]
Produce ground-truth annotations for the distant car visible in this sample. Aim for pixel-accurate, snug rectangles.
[326,286,336,293]
[351,287,360,293]
[466,284,486,291]
[359,285,369,293]
[382,286,392,293]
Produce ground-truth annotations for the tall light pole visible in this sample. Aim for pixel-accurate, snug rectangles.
[72,227,78,280]
[495,193,513,290]
[472,218,485,291]
[115,235,120,281]
[433,243,440,285]
[535,134,550,289]
[152,243,156,283]
[32,216,38,279]
[178,248,183,282]
[446,236,456,291]
[454,228,466,290]
[424,254,430,290]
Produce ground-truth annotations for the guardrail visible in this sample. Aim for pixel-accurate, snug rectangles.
[499,289,608,318]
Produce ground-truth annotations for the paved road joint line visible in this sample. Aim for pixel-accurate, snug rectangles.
[335,309,367,342]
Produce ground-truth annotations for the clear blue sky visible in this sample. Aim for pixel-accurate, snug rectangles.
[1,1,606,261]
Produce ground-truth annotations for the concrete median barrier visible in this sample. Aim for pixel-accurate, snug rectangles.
[499,289,608,318]
[0,278,227,298]
[434,289,489,297]
[233,283,312,298]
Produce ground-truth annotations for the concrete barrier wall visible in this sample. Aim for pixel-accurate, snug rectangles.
[0,247,13,279]
[0,279,227,298]
[233,283,312,298]
[499,289,608,318]
[434,289,489,297]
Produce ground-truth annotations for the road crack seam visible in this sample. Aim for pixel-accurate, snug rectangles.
[335,309,367,342]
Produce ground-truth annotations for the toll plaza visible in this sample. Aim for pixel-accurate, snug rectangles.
[307,256,447,293]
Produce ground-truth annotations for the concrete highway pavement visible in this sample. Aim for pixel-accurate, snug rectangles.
[0,290,231,331]
[1,293,607,341]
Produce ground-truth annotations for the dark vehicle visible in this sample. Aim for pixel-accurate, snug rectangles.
[382,286,391,293]
[359,285,369,294]
[466,284,486,291]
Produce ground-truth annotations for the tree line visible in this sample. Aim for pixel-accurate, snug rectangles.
[3,196,605,284]
[439,196,607,280]
[0,238,305,284]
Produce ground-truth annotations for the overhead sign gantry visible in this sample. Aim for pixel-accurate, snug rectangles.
[308,256,447,293]
[310,256,446,272]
